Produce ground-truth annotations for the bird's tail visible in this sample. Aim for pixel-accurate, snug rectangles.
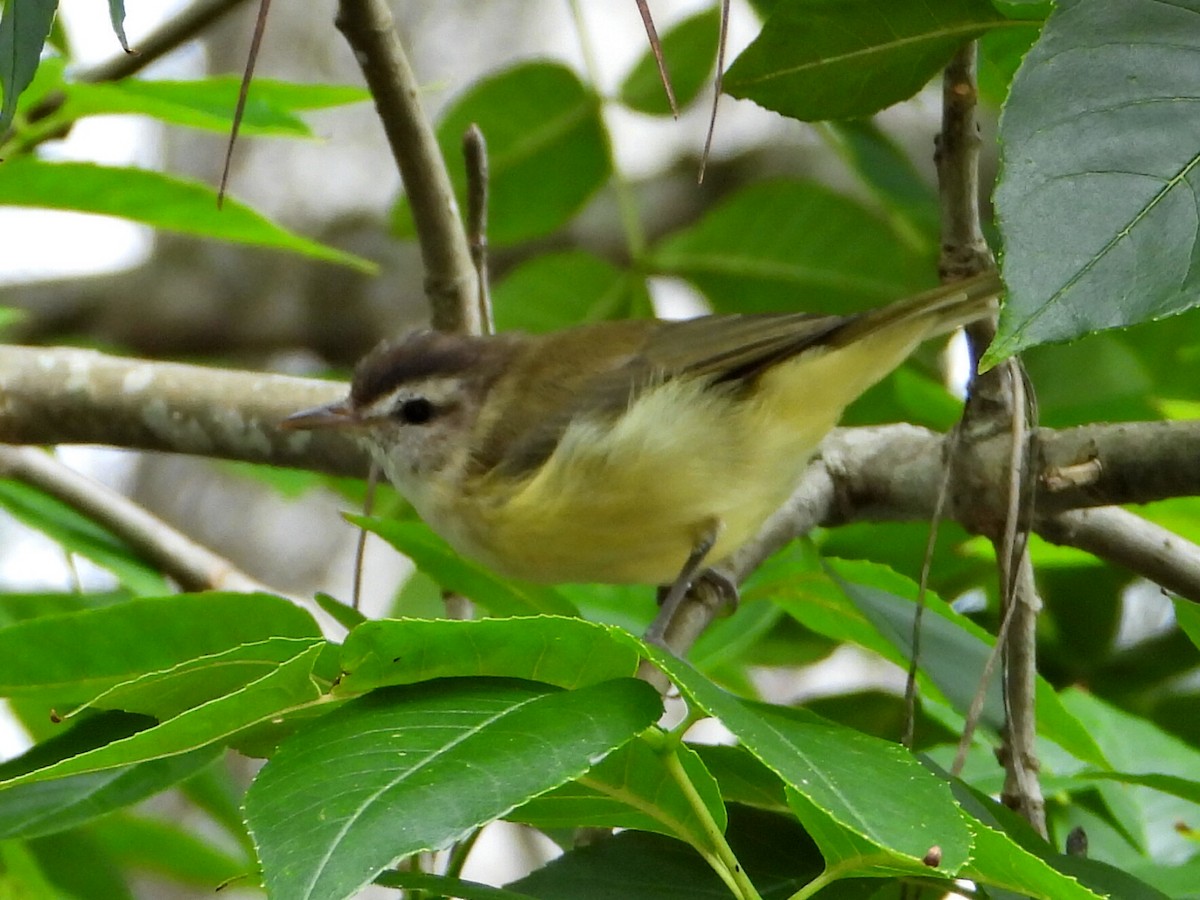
[833,269,1003,347]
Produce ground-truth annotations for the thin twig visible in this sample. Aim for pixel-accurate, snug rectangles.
[334,0,480,334]
[0,445,272,594]
[217,0,272,207]
[463,124,493,335]
[698,0,730,184]
[634,0,679,118]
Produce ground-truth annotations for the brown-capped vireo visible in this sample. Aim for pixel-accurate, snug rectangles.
[284,272,1001,640]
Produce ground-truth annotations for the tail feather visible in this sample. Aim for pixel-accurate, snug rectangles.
[833,269,1003,347]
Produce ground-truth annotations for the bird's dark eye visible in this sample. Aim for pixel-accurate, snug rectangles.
[394,397,435,425]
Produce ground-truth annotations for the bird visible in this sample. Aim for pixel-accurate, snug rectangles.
[283,271,1001,641]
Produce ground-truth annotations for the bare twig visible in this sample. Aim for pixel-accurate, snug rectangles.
[0,445,272,594]
[698,0,730,184]
[217,0,272,207]
[463,124,493,335]
[334,0,480,334]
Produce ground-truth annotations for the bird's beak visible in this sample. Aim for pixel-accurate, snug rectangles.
[281,398,359,431]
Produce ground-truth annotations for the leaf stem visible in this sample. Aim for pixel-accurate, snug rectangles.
[660,743,762,900]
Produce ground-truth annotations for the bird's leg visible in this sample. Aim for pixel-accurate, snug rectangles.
[644,521,738,647]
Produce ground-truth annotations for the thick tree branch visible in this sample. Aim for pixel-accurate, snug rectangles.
[5,346,1200,604]
[334,0,480,334]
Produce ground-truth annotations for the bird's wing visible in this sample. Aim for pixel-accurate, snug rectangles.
[474,313,852,480]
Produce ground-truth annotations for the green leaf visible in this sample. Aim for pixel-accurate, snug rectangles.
[351,516,578,616]
[376,872,539,900]
[990,0,1200,360]
[619,7,720,115]
[692,744,788,813]
[1061,689,1200,863]
[724,0,1005,121]
[314,592,368,631]
[821,119,940,254]
[0,0,58,130]
[75,636,328,720]
[0,479,168,596]
[392,62,610,245]
[89,812,250,887]
[492,250,632,333]
[62,77,368,136]
[650,179,932,314]
[509,807,822,899]
[645,645,974,878]
[1177,596,1200,651]
[826,559,1109,768]
[0,592,320,702]
[245,677,661,900]
[26,829,133,899]
[512,737,726,851]
[337,616,640,696]
[0,159,375,271]
[0,744,218,840]
[0,642,326,789]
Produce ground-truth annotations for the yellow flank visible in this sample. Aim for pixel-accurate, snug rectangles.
[449,318,931,585]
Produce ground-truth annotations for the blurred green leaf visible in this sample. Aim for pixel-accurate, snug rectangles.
[61,76,368,136]
[0,479,168,596]
[0,0,58,130]
[245,677,661,900]
[0,159,375,271]
[619,7,720,115]
[492,250,632,333]
[393,62,610,245]
[651,179,932,313]
[991,0,1200,360]
[89,812,249,887]
[725,0,1005,121]
[822,119,940,253]
[351,515,578,616]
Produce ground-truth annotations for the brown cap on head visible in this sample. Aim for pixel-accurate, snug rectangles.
[349,330,517,408]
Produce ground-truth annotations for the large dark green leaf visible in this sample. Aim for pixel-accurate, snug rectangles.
[245,677,661,900]
[393,62,610,245]
[991,0,1200,360]
[0,159,374,270]
[724,0,1005,121]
